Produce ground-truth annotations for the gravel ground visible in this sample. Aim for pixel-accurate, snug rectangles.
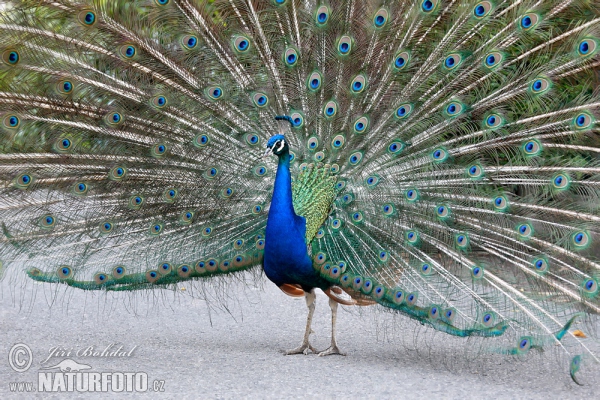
[1,271,598,399]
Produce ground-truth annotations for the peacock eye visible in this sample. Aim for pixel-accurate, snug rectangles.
[315,6,329,25]
[338,36,352,55]
[373,9,389,28]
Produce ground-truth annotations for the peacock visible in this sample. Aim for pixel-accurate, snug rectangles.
[1,0,599,383]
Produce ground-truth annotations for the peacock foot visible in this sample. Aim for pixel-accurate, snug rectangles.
[285,342,317,355]
[317,345,346,357]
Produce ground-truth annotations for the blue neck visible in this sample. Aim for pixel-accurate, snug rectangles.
[269,149,299,225]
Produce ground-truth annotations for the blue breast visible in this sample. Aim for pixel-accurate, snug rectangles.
[263,147,329,290]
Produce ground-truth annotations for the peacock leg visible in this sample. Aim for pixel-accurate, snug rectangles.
[285,289,318,355]
[318,297,346,356]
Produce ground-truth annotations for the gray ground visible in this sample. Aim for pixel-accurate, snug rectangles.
[1,271,598,399]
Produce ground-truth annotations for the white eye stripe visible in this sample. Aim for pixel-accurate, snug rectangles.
[276,139,285,152]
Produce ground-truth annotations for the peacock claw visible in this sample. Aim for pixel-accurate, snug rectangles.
[285,343,317,355]
[317,346,346,357]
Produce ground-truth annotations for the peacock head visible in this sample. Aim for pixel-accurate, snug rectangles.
[265,134,288,157]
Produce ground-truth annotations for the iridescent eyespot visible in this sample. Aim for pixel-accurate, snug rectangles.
[573,113,593,130]
[406,292,418,306]
[202,226,213,237]
[443,308,456,322]
[455,233,469,248]
[181,35,198,50]
[395,104,413,119]
[73,182,88,195]
[315,6,330,25]
[180,211,194,224]
[207,86,223,100]
[323,101,338,118]
[342,193,354,204]
[120,45,136,58]
[221,188,233,198]
[350,75,366,93]
[484,113,503,128]
[113,266,126,279]
[158,262,172,275]
[533,257,548,273]
[315,229,325,239]
[56,138,72,152]
[99,221,113,234]
[481,312,496,327]
[195,261,206,273]
[431,147,448,162]
[572,231,590,248]
[178,264,191,278]
[552,173,570,190]
[393,290,404,304]
[373,8,389,28]
[129,195,144,209]
[253,93,268,107]
[3,115,20,128]
[467,164,483,179]
[331,135,345,149]
[436,205,450,218]
[57,80,73,94]
[307,71,323,91]
[307,137,319,150]
[348,152,363,166]
[445,101,464,117]
[109,166,127,180]
[517,337,532,354]
[314,151,325,162]
[493,195,509,211]
[351,212,363,223]
[484,52,503,68]
[336,181,346,190]
[146,270,160,283]
[290,112,304,128]
[256,239,265,249]
[520,13,539,30]
[583,279,598,294]
[152,143,167,157]
[388,141,405,154]
[472,265,484,279]
[405,188,419,201]
[421,0,439,13]
[233,36,250,52]
[354,116,369,133]
[106,112,123,125]
[338,36,352,55]
[246,133,260,146]
[252,205,263,214]
[151,95,167,108]
[150,223,163,235]
[530,78,550,94]
[254,165,267,176]
[284,48,299,66]
[1,48,20,69]
[204,167,218,179]
[394,51,410,70]
[405,230,419,244]
[522,139,542,156]
[428,306,440,319]
[517,224,533,239]
[40,214,55,229]
[382,204,394,216]
[473,1,492,18]
[77,10,96,26]
[92,273,107,285]
[206,259,218,272]
[444,53,462,70]
[331,219,342,229]
[421,263,432,275]
[155,0,169,5]
[163,189,178,203]
[195,134,210,147]
[577,38,597,57]
[366,175,379,187]
[57,266,73,279]
[16,173,32,188]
